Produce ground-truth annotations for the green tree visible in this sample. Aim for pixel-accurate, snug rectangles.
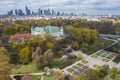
[19,46,32,64]
[109,67,119,79]
[73,28,82,40]
[46,42,54,49]
[9,52,20,64]
[12,41,25,52]
[80,42,89,52]
[73,74,87,80]
[3,26,16,35]
[98,65,109,78]
[86,69,100,80]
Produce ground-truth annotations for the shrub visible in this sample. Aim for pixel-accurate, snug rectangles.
[93,65,101,69]
[76,53,83,60]
[82,60,88,64]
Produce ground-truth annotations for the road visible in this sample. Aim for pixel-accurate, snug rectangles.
[100,34,120,41]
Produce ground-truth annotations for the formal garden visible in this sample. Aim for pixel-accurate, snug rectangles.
[65,57,104,76]
[91,50,117,62]
[66,61,89,76]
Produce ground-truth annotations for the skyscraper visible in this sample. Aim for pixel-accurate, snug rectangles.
[47,8,51,15]
[38,8,42,15]
[52,10,56,15]
[44,10,47,15]
[15,9,18,15]
[25,6,31,15]
[17,9,24,16]
[57,12,60,16]
[7,10,13,15]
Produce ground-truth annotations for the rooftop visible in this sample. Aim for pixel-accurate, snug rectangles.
[10,33,33,40]
[32,25,63,33]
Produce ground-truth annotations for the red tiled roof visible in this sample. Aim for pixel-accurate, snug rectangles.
[10,34,33,40]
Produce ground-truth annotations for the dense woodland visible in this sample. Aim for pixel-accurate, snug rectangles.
[0,18,120,36]
[0,18,120,80]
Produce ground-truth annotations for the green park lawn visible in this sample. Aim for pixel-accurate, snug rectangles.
[14,63,43,74]
[102,39,114,47]
[32,75,51,80]
[14,57,78,74]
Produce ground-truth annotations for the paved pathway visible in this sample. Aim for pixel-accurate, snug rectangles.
[10,72,45,80]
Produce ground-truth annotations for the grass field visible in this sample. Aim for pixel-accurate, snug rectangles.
[32,75,51,80]
[102,39,114,47]
[14,63,43,74]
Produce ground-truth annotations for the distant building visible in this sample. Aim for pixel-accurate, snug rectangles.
[25,6,31,15]
[9,33,33,42]
[52,10,56,15]
[17,9,24,16]
[15,9,18,15]
[57,12,60,16]
[38,8,43,15]
[31,25,64,38]
[7,10,13,16]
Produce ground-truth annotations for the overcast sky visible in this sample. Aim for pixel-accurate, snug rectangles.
[0,0,120,15]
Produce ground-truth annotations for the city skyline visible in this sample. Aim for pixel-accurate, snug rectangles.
[7,6,64,16]
[0,0,120,15]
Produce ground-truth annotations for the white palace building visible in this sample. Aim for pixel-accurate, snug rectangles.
[31,25,64,38]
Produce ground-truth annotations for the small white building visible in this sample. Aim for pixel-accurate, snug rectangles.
[31,25,64,38]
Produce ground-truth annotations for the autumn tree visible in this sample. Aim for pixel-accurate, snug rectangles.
[34,55,44,69]
[46,42,54,49]
[32,46,42,60]
[12,41,25,52]
[0,53,12,80]
[91,29,98,42]
[51,69,64,80]
[44,49,54,62]
[19,46,32,64]
[72,41,79,50]
[32,47,44,69]
[114,74,120,80]
[0,47,8,54]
